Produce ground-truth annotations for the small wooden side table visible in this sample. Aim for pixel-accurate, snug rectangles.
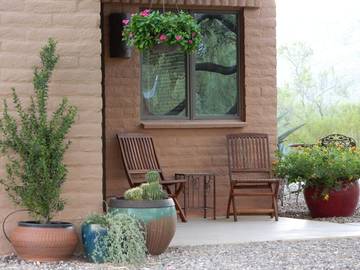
[175,172,216,220]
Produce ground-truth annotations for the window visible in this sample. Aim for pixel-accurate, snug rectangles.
[141,11,243,120]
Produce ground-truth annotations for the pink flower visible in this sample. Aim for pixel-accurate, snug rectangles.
[188,40,193,44]
[192,32,197,37]
[159,34,167,41]
[175,35,182,41]
[122,19,129,25]
[140,9,151,17]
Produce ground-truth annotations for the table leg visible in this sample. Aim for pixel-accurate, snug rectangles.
[203,175,207,219]
[213,175,216,220]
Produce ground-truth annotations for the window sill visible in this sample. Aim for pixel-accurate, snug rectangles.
[140,120,247,129]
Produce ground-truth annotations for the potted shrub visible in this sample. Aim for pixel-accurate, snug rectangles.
[122,9,202,53]
[109,171,176,255]
[81,212,146,264]
[0,39,78,261]
[274,144,360,217]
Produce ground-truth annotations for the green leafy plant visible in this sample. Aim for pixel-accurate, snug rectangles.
[274,144,360,195]
[84,212,147,264]
[124,171,167,200]
[122,10,202,53]
[0,39,77,224]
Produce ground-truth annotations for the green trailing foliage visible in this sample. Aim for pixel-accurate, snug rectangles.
[0,39,77,224]
[83,212,147,264]
[124,171,168,200]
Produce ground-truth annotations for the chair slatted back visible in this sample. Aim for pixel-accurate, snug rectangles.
[227,133,271,177]
[117,133,163,187]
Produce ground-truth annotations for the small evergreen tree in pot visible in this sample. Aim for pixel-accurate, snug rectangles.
[0,39,78,261]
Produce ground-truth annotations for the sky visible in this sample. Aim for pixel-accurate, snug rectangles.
[276,0,360,99]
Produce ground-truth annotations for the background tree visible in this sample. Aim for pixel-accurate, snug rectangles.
[278,42,358,145]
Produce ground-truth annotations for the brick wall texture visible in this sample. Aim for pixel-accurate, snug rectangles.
[0,0,103,254]
[104,0,277,218]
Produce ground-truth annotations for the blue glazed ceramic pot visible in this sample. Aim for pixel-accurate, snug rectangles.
[81,223,107,263]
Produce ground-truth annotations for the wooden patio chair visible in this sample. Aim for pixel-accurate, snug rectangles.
[117,133,187,222]
[319,133,356,148]
[226,133,280,221]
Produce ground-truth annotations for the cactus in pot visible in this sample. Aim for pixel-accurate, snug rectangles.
[145,171,160,184]
[124,187,144,200]
[124,171,167,200]
[112,170,175,255]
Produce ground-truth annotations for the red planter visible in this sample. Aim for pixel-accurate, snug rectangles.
[304,180,359,218]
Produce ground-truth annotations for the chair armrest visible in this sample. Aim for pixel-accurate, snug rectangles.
[160,179,186,185]
[233,179,280,184]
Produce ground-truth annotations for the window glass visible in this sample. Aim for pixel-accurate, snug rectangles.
[140,12,240,120]
[194,13,238,117]
[141,48,187,117]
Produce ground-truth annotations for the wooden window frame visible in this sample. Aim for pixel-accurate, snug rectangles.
[140,9,245,122]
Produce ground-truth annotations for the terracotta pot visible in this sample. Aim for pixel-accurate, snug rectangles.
[10,221,78,262]
[109,197,176,255]
[304,180,359,218]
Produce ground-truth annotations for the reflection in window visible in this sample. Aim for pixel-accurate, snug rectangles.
[141,48,186,117]
[195,13,238,117]
[140,12,240,120]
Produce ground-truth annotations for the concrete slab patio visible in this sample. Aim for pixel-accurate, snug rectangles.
[171,216,360,246]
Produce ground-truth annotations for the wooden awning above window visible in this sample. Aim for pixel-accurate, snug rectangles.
[101,0,261,8]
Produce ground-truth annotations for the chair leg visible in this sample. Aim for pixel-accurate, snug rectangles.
[273,195,279,221]
[232,195,237,222]
[226,187,232,219]
[174,197,187,222]
[164,183,187,222]
[272,183,279,221]
[230,184,237,222]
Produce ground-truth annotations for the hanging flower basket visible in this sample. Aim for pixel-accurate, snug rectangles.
[122,9,202,53]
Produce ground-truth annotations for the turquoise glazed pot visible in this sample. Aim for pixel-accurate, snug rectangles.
[81,223,107,263]
[109,197,176,255]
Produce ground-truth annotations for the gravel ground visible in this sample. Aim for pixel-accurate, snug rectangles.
[279,187,360,223]
[2,237,360,270]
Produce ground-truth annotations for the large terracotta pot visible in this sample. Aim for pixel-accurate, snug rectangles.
[304,180,359,218]
[10,221,78,262]
[109,197,176,255]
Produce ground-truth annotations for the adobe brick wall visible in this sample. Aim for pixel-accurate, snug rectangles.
[103,1,277,216]
[0,0,103,254]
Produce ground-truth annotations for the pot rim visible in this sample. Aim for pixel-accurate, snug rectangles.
[18,221,75,228]
[109,197,175,208]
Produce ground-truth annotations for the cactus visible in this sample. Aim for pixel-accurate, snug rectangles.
[124,171,168,200]
[145,171,160,184]
[140,182,167,200]
[124,187,143,200]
